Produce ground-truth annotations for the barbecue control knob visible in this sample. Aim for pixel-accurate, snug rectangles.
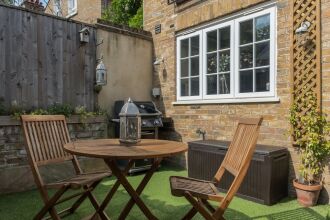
[142,121,147,126]
[154,120,160,125]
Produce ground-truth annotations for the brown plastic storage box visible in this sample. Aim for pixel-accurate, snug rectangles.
[188,140,289,205]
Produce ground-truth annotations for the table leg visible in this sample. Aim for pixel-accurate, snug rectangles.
[118,158,162,220]
[91,160,135,220]
[105,159,160,220]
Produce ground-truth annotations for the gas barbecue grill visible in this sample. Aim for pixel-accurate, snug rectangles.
[112,100,163,173]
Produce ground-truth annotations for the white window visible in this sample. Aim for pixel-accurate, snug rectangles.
[177,32,203,100]
[67,0,77,16]
[176,6,276,103]
[54,0,62,16]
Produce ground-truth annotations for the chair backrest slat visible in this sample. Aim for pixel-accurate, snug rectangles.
[21,115,73,166]
[223,123,258,176]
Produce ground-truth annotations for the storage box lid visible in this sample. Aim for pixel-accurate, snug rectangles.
[188,140,287,156]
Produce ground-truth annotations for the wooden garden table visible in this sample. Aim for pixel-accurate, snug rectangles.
[64,139,187,220]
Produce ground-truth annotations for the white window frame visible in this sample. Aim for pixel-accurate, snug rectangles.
[234,7,276,99]
[53,0,62,16]
[175,5,277,104]
[176,31,203,101]
[202,20,235,100]
[67,0,77,17]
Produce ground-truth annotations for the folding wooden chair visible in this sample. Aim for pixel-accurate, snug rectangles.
[170,117,263,220]
[21,115,112,220]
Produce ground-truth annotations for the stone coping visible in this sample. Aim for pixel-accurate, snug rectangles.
[96,19,153,41]
[0,115,108,126]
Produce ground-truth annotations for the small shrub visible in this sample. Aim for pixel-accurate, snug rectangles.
[0,97,6,116]
[289,92,330,184]
[47,103,74,117]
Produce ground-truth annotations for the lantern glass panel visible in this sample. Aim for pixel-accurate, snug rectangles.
[127,117,139,140]
[120,118,126,139]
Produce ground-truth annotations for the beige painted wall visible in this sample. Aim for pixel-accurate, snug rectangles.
[96,28,153,117]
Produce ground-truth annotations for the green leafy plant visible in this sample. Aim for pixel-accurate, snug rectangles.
[47,103,74,117]
[289,92,330,185]
[102,0,142,29]
[0,97,6,116]
[6,102,106,120]
[128,6,143,29]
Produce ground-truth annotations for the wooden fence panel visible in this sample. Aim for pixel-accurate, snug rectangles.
[0,4,96,111]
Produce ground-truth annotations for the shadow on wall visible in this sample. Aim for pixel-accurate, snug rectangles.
[288,148,298,199]
[320,156,330,204]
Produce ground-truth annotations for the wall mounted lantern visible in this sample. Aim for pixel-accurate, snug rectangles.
[119,98,141,145]
[153,57,164,65]
[295,21,311,46]
[96,60,107,86]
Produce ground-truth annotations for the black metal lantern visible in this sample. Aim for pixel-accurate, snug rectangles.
[119,98,141,144]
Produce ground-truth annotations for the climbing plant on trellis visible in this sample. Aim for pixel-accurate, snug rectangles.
[291,0,321,143]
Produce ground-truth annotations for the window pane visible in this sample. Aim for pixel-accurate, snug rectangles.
[207,53,217,74]
[219,74,230,94]
[191,77,200,96]
[207,30,217,52]
[219,26,230,49]
[191,36,199,56]
[255,14,270,41]
[181,59,189,77]
[239,70,253,93]
[207,75,217,95]
[240,45,253,69]
[255,42,270,67]
[218,50,230,72]
[181,79,189,96]
[256,68,270,92]
[181,39,189,58]
[240,20,253,45]
[191,57,199,76]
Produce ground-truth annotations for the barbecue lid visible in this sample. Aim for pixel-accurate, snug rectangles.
[114,100,162,117]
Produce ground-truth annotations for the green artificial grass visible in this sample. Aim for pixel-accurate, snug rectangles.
[0,166,329,219]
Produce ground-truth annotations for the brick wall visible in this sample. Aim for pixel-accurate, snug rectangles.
[0,115,108,194]
[45,0,102,24]
[144,0,330,203]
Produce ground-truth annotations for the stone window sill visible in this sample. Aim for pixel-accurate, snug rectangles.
[172,97,280,105]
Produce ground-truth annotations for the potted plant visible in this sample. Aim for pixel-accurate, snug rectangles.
[289,92,330,207]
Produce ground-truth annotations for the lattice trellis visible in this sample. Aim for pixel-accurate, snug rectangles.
[292,0,321,140]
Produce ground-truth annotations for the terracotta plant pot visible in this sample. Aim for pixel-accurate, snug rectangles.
[293,179,322,207]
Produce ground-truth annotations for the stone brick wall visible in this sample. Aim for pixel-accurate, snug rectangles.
[0,115,108,194]
[144,0,330,203]
[45,0,102,24]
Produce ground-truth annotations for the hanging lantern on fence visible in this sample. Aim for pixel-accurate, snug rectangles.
[119,98,141,144]
[96,60,107,86]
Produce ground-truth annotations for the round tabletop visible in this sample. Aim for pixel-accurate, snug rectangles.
[64,139,188,160]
